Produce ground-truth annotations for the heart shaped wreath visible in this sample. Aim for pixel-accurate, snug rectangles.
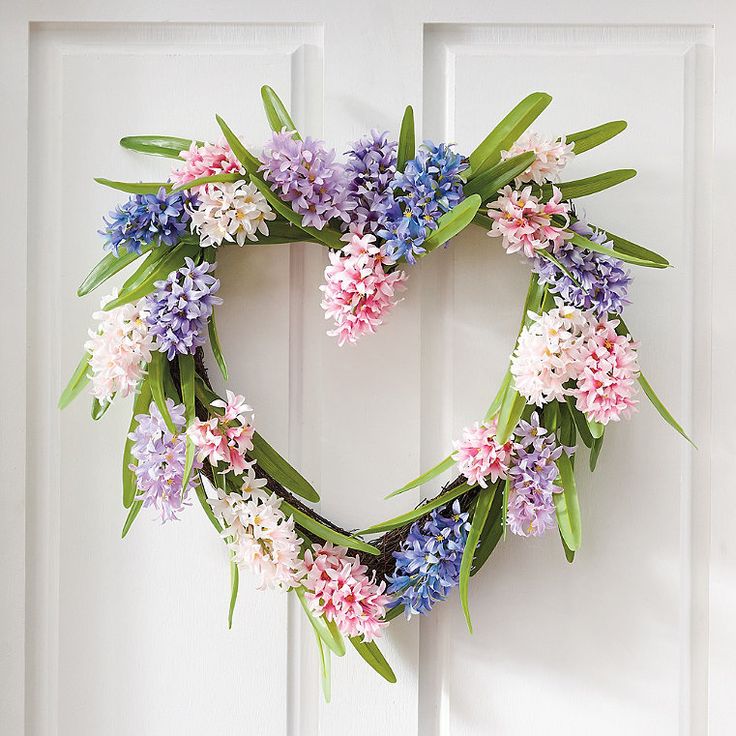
[60,86,691,697]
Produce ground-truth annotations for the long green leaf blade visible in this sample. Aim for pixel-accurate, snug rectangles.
[58,351,91,409]
[123,378,152,508]
[495,385,525,445]
[459,485,496,633]
[468,92,552,175]
[359,482,473,535]
[464,151,536,200]
[597,227,670,268]
[178,354,197,494]
[196,475,225,534]
[170,172,242,193]
[281,501,379,555]
[251,432,319,503]
[589,434,605,472]
[422,194,482,253]
[94,177,170,195]
[207,310,229,381]
[638,371,695,446]
[120,135,200,159]
[149,351,177,434]
[470,488,504,576]
[295,587,346,656]
[553,453,582,551]
[540,169,636,200]
[260,85,301,138]
[77,245,150,297]
[121,499,143,538]
[228,562,239,629]
[568,232,665,269]
[349,637,397,683]
[566,120,627,154]
[314,632,331,703]
[385,455,454,499]
[397,105,415,172]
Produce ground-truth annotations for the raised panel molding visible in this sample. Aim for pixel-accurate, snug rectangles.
[422,23,713,736]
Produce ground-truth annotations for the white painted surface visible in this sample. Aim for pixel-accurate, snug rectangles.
[2,2,734,735]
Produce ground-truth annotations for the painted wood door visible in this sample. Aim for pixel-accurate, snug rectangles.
[2,2,734,735]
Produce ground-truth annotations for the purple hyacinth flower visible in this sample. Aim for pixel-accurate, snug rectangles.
[145,257,223,360]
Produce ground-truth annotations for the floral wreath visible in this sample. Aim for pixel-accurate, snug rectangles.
[60,86,691,699]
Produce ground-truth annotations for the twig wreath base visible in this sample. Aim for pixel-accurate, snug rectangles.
[60,86,692,698]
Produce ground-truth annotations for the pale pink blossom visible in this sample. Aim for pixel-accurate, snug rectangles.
[511,300,594,406]
[302,543,388,641]
[205,475,304,590]
[487,185,572,258]
[188,391,255,474]
[573,318,639,424]
[189,181,275,247]
[84,292,153,404]
[452,419,513,488]
[170,138,244,189]
[501,131,575,186]
[320,225,408,346]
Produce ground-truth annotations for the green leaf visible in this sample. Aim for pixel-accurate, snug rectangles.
[58,351,91,409]
[121,499,143,538]
[91,397,112,420]
[383,604,405,622]
[196,475,225,534]
[536,248,578,283]
[295,586,346,656]
[596,227,670,268]
[589,434,605,472]
[495,384,526,445]
[560,532,576,563]
[94,177,170,195]
[119,245,170,292]
[77,245,151,297]
[359,482,473,535]
[169,172,242,192]
[638,371,695,446]
[349,637,397,684]
[314,631,331,703]
[228,562,239,629]
[207,310,229,381]
[459,485,496,633]
[251,432,320,503]
[616,317,694,445]
[422,195,482,253]
[540,169,636,200]
[470,488,504,576]
[468,92,552,175]
[281,501,379,555]
[123,378,152,508]
[484,369,512,422]
[587,418,604,439]
[463,151,536,200]
[103,241,200,311]
[501,476,510,540]
[384,455,454,499]
[178,354,197,494]
[149,351,177,434]
[559,401,577,447]
[543,401,560,433]
[568,231,665,269]
[397,105,415,172]
[120,135,200,159]
[260,85,301,138]
[553,453,582,551]
[216,115,342,249]
[562,398,593,448]
[566,120,627,154]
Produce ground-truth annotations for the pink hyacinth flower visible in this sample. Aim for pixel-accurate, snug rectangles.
[452,419,513,488]
[573,319,640,424]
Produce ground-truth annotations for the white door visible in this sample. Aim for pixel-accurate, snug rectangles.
[3,2,734,735]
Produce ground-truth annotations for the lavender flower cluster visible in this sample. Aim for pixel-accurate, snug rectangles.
[532,220,632,316]
[129,399,200,522]
[100,187,196,257]
[258,130,354,230]
[506,413,569,537]
[378,142,468,263]
[343,129,398,235]
[386,499,470,618]
[145,257,222,360]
